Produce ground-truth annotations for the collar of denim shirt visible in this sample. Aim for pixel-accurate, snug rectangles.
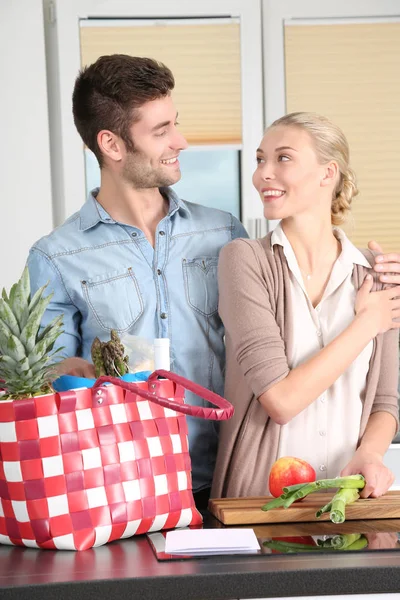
[79,186,190,231]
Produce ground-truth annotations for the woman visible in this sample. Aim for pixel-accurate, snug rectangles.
[212,112,400,499]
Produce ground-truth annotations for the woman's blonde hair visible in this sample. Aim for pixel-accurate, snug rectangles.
[268,112,358,225]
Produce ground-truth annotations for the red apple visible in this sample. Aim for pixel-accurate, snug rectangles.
[269,456,316,498]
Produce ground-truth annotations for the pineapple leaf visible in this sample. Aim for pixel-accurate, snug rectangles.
[0,298,20,336]
[6,334,27,363]
[49,345,65,360]
[0,319,14,354]
[1,288,9,303]
[30,356,51,376]
[0,270,64,399]
[15,357,31,375]
[28,283,49,313]
[20,294,53,353]
[34,330,63,359]
[0,317,13,337]
[0,354,18,368]
[20,368,34,379]
[28,325,62,367]
[8,267,30,330]
[0,368,17,386]
[37,315,64,342]
[0,361,14,378]
[2,378,51,397]
[8,283,18,308]
[18,306,30,331]
[44,328,64,354]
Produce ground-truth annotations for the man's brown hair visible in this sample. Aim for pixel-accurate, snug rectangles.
[72,54,175,166]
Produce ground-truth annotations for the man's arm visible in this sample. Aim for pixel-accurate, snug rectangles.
[231,215,249,240]
[27,248,95,378]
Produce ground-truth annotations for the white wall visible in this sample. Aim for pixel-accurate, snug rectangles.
[0,0,53,291]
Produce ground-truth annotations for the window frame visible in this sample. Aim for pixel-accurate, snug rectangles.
[44,0,264,229]
[261,0,400,231]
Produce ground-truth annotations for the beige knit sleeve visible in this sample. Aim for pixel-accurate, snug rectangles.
[370,327,400,432]
[218,238,290,399]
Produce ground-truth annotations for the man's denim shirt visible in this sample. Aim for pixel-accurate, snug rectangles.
[28,188,248,492]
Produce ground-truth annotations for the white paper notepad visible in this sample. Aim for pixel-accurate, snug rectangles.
[165,528,260,555]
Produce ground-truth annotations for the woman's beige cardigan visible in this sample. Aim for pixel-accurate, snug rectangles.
[211,235,399,498]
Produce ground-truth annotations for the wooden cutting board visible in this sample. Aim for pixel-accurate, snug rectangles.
[208,491,400,525]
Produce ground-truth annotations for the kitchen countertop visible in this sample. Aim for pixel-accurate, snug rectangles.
[1,515,400,599]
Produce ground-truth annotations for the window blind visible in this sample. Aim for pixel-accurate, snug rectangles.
[284,21,400,252]
[80,21,242,145]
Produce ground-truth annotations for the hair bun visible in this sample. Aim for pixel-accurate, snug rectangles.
[331,167,359,225]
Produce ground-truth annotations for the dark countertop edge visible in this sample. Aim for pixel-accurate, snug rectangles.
[2,562,400,600]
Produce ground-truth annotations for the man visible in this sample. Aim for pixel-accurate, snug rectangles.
[27,55,247,509]
[28,54,400,508]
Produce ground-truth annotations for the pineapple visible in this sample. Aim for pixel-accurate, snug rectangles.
[0,267,64,400]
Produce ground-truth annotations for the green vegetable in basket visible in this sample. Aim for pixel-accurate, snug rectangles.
[91,329,129,378]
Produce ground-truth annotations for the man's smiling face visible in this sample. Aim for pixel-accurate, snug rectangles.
[121,94,188,189]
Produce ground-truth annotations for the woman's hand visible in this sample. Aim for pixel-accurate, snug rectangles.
[355,274,400,335]
[341,448,394,498]
[368,240,400,286]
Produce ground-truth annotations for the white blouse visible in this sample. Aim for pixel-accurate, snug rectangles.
[274,223,373,479]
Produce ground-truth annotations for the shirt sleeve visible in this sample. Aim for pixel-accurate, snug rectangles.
[370,327,400,432]
[218,238,289,399]
[27,248,81,359]
[230,214,249,240]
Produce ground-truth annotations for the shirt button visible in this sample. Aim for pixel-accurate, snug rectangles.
[319,430,326,437]
[160,312,168,319]
[131,232,137,237]
[316,330,322,337]
[319,464,327,471]
[157,269,162,275]
[316,306,321,312]
[159,231,165,236]
[320,395,325,403]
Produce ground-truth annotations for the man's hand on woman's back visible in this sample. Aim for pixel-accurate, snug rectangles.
[368,240,400,286]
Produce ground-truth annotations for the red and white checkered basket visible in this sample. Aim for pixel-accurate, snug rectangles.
[0,370,233,551]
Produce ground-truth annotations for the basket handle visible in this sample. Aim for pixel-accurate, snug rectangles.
[92,370,234,421]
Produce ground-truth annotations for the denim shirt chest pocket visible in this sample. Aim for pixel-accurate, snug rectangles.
[182,256,219,317]
[81,267,144,332]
